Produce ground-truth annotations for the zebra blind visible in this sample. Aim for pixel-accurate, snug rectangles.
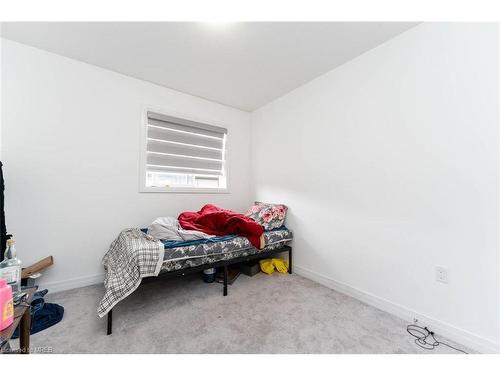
[145,111,227,178]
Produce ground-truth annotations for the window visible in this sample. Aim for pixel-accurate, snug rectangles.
[141,110,228,192]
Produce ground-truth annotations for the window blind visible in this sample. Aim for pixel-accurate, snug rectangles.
[146,111,227,177]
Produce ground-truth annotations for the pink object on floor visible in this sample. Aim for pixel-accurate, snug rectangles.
[0,278,14,330]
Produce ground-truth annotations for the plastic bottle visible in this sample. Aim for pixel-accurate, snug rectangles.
[0,278,14,330]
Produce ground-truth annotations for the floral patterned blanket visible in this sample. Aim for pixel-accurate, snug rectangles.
[160,227,292,272]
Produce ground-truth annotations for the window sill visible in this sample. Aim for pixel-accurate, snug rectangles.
[140,186,230,194]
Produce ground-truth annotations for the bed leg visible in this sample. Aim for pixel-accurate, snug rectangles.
[288,247,293,274]
[223,265,228,296]
[107,309,113,335]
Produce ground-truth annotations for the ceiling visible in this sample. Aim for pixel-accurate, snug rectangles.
[1,22,417,111]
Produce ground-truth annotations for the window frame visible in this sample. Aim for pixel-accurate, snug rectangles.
[139,107,230,194]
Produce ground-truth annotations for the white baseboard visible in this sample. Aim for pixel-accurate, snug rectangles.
[39,273,104,294]
[294,265,499,354]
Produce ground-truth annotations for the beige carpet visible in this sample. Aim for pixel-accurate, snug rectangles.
[23,272,472,353]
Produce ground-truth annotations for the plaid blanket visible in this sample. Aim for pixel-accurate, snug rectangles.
[97,228,164,318]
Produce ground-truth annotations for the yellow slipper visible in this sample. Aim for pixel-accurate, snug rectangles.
[259,259,275,274]
[272,258,289,273]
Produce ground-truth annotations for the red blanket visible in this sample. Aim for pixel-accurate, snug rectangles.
[178,204,264,249]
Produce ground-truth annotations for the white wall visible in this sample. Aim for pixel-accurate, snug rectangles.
[1,39,252,290]
[251,23,499,352]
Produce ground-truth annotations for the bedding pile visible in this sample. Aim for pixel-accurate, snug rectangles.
[178,204,264,248]
[97,228,164,318]
[147,217,214,241]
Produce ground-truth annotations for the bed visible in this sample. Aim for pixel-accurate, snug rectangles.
[101,227,293,335]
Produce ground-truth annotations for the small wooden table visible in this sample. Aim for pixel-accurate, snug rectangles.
[0,287,36,354]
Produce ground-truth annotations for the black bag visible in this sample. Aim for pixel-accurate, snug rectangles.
[0,161,7,262]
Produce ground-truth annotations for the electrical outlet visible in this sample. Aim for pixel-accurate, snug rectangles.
[435,266,448,284]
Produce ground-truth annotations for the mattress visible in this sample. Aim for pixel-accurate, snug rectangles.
[159,227,292,273]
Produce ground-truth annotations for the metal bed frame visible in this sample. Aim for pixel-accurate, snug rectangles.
[106,244,292,335]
